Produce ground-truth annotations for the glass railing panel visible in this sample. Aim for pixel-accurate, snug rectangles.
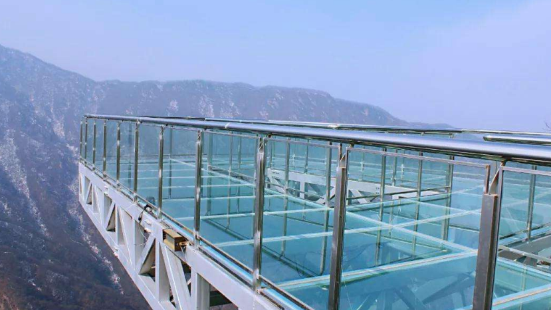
[85,119,94,164]
[499,163,533,240]
[492,165,551,308]
[160,127,198,231]
[200,131,258,270]
[254,139,337,304]
[80,120,85,159]
[136,124,161,206]
[105,120,118,179]
[94,120,104,170]
[119,121,135,190]
[532,166,551,231]
[421,152,451,192]
[391,149,421,192]
[334,148,490,310]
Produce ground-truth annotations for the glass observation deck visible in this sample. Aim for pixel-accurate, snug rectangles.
[80,114,551,310]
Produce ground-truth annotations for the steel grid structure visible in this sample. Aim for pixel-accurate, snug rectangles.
[79,114,551,310]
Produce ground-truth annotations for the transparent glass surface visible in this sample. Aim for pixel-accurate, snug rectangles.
[94,120,104,170]
[136,125,161,206]
[199,132,258,268]
[80,121,85,159]
[255,140,337,293]
[85,120,94,164]
[532,168,551,231]
[119,121,135,189]
[287,255,551,310]
[105,121,118,179]
[499,164,533,239]
[335,149,491,310]
[160,127,199,231]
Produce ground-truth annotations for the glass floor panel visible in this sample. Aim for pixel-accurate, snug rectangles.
[284,256,551,310]
[107,158,551,310]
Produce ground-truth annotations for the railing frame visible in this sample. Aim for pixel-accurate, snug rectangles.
[79,115,551,310]
[328,145,347,310]
[252,137,267,291]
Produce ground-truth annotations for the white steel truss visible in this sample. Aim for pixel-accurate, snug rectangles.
[79,163,282,310]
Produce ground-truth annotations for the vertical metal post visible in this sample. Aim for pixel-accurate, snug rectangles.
[157,126,164,217]
[237,136,242,173]
[206,133,213,214]
[228,135,234,173]
[207,133,213,170]
[416,152,423,198]
[442,156,455,241]
[360,151,365,181]
[304,141,309,173]
[378,148,387,220]
[79,120,83,159]
[526,165,537,240]
[168,127,174,198]
[252,138,267,291]
[133,122,140,195]
[281,139,291,253]
[92,120,97,168]
[375,148,387,264]
[391,150,398,186]
[194,131,203,244]
[102,120,107,174]
[412,153,424,252]
[319,143,333,274]
[84,118,89,162]
[226,136,234,225]
[328,145,347,310]
[325,144,333,207]
[473,164,504,310]
[116,122,121,183]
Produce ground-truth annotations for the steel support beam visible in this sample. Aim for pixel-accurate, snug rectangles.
[102,120,108,174]
[253,137,267,291]
[116,122,121,183]
[194,131,203,244]
[473,165,504,310]
[157,126,164,216]
[527,165,537,240]
[92,120,97,167]
[84,118,89,162]
[328,145,347,310]
[133,122,140,195]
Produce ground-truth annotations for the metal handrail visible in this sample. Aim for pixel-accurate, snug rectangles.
[85,114,551,165]
[124,114,551,137]
[484,135,551,146]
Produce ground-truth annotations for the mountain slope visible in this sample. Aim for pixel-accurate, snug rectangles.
[0,43,406,309]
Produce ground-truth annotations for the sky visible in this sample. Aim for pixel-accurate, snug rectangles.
[0,0,550,131]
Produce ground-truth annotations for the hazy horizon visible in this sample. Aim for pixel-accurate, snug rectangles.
[1,0,550,131]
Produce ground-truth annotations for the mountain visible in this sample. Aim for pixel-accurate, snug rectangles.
[0,43,406,309]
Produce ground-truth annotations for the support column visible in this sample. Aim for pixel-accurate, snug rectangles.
[194,131,203,244]
[92,120,97,168]
[116,122,121,183]
[133,122,140,195]
[473,164,504,310]
[252,137,266,291]
[527,165,537,240]
[102,120,108,175]
[157,126,164,217]
[328,145,347,310]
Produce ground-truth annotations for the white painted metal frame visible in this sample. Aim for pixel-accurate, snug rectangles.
[79,163,281,310]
